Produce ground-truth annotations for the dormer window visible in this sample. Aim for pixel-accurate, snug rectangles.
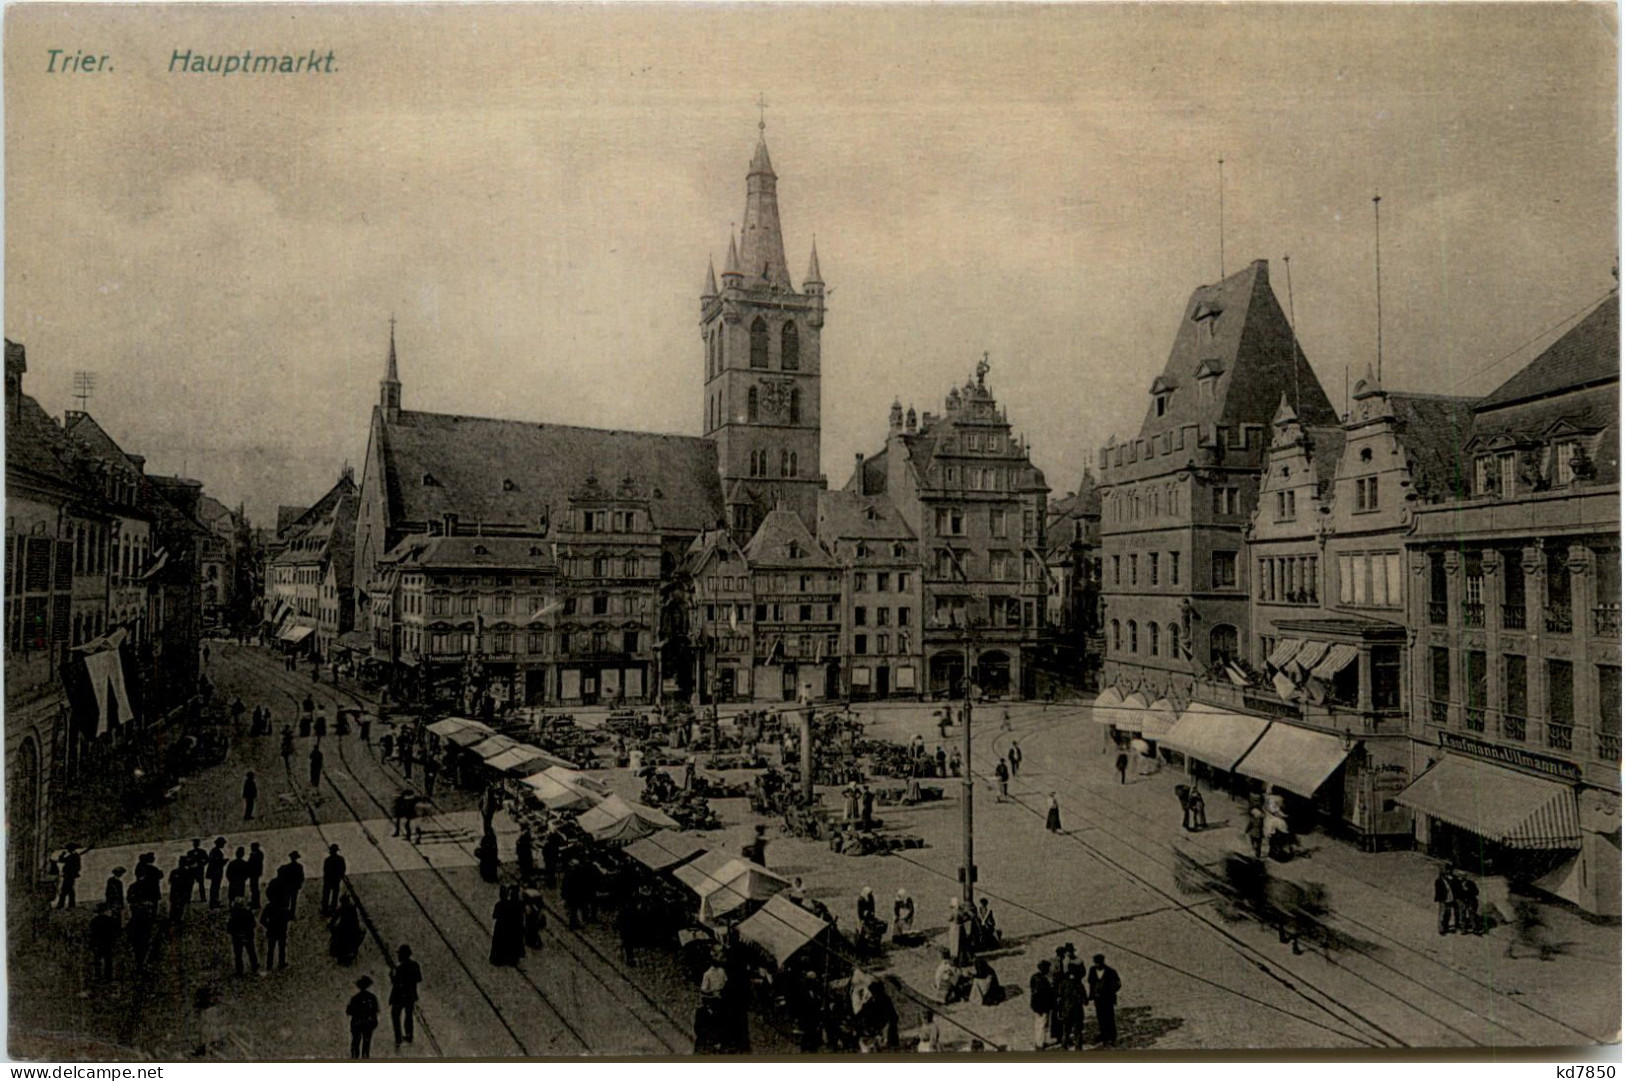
[1360,448,1373,463]
[474,544,489,556]
[787,542,802,559]
[855,542,869,558]
[422,473,440,487]
[1155,394,1170,417]
[502,478,518,492]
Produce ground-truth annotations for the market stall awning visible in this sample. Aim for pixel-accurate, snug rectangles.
[1309,644,1360,680]
[1141,698,1179,741]
[1161,702,1269,772]
[520,770,599,812]
[737,893,836,966]
[1090,687,1128,728]
[471,735,521,760]
[541,766,611,798]
[1266,638,1305,670]
[337,631,372,653]
[575,795,679,846]
[440,724,496,748]
[673,855,790,923]
[624,833,709,874]
[484,744,556,775]
[1234,723,1352,797]
[428,717,492,740]
[278,624,314,644]
[1395,755,1581,849]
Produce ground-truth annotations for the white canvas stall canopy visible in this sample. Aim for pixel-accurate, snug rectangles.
[1161,701,1270,772]
[278,624,314,644]
[624,833,709,873]
[674,855,791,923]
[1141,698,1178,741]
[470,734,522,760]
[1233,723,1352,797]
[541,766,612,798]
[736,893,840,967]
[574,795,678,845]
[484,744,566,775]
[520,770,599,812]
[428,717,493,741]
[1090,687,1130,728]
[1395,755,1581,850]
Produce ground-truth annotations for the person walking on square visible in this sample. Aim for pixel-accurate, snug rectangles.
[1455,871,1482,935]
[242,770,258,821]
[168,853,192,925]
[1045,792,1063,833]
[227,898,259,976]
[390,945,422,1046]
[278,851,306,918]
[347,976,380,1059]
[321,844,347,915]
[1434,863,1458,935]
[206,838,228,908]
[1008,740,1023,778]
[309,742,325,788]
[88,904,118,981]
[280,726,295,771]
[1186,784,1207,831]
[261,881,290,969]
[1115,750,1129,785]
[1028,960,1055,1050]
[1087,953,1121,1046]
[1246,806,1265,859]
[186,839,209,902]
[56,843,83,909]
[225,847,250,905]
[246,842,265,908]
[994,759,1009,802]
[104,866,126,924]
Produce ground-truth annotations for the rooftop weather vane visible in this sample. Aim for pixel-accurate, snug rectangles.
[976,351,990,387]
[757,93,768,134]
[72,370,95,410]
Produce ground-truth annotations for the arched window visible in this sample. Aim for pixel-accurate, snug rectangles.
[748,386,759,423]
[789,387,801,425]
[780,449,790,477]
[1149,622,1160,656]
[750,317,769,369]
[1128,620,1138,653]
[1167,622,1180,659]
[789,451,798,477]
[1210,624,1239,666]
[1111,619,1120,652]
[781,321,800,370]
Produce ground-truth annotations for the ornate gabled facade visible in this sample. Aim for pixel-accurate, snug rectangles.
[1098,259,1337,702]
[702,130,827,540]
[847,358,1050,698]
[818,490,924,700]
[743,506,841,701]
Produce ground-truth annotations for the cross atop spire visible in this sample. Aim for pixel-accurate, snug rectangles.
[757,93,768,134]
[381,314,402,419]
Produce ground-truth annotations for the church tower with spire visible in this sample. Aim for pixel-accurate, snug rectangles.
[702,120,826,541]
[380,316,402,422]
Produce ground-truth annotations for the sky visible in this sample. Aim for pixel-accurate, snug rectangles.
[6,3,1618,525]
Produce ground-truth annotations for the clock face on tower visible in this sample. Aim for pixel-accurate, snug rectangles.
[759,378,794,420]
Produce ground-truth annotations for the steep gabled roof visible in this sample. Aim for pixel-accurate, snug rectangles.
[388,534,558,573]
[1138,259,1336,438]
[817,490,916,543]
[1388,393,1477,502]
[1479,294,1619,411]
[276,505,310,537]
[744,506,834,568]
[380,410,722,535]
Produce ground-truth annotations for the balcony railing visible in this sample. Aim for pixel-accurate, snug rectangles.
[1463,602,1485,628]
[1547,723,1574,752]
[1599,732,1621,763]
[1465,707,1486,733]
[1594,605,1622,638]
[1545,605,1573,635]
[1430,699,1449,726]
[1428,601,1448,626]
[1502,714,1527,742]
[1501,604,1527,631]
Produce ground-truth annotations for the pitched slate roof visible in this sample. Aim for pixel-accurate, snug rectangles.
[387,534,558,573]
[744,506,834,568]
[276,505,310,537]
[1137,260,1337,439]
[379,410,722,535]
[1479,294,1619,411]
[817,490,915,542]
[1388,393,1477,503]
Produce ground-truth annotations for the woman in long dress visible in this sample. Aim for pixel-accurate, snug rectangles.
[1045,792,1063,833]
[490,885,526,966]
[328,895,364,964]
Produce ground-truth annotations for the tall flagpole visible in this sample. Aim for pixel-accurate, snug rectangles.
[1373,194,1384,385]
[1218,158,1227,279]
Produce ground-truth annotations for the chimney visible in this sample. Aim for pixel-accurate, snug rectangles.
[441,513,459,536]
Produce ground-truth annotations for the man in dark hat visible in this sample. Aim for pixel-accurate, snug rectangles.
[277,852,306,918]
[206,838,229,908]
[169,852,193,924]
[88,903,119,980]
[227,898,259,976]
[104,866,127,924]
[321,844,347,915]
[185,839,209,902]
[246,842,265,908]
[347,976,380,1058]
[55,843,83,909]
[242,770,258,821]
[309,742,325,788]
[226,846,250,905]
[389,944,422,1047]
[260,880,290,969]
[1086,953,1121,1046]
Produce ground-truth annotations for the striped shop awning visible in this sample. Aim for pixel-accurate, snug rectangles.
[1090,687,1128,728]
[1395,755,1581,850]
[1310,644,1360,680]
[1266,638,1305,670]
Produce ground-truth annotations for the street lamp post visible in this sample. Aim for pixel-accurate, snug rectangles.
[959,616,979,910]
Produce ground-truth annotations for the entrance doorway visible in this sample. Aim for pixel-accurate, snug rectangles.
[875,666,891,697]
[781,664,798,702]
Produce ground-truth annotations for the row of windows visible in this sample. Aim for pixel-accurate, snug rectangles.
[852,605,911,628]
[403,592,648,619]
[930,595,1039,629]
[1105,482,1185,523]
[1259,554,1319,604]
[756,602,839,623]
[412,628,644,657]
[705,318,802,379]
[853,631,912,656]
[577,510,644,533]
[1111,551,1183,588]
[1473,442,1589,497]
[1110,618,1185,660]
[1430,650,1621,761]
[936,465,1014,492]
[933,549,1042,582]
[1338,552,1403,608]
[852,571,910,593]
[746,448,800,477]
[931,506,1036,541]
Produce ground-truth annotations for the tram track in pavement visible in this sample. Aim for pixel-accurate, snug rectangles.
[240,648,688,1054]
[976,705,1604,1046]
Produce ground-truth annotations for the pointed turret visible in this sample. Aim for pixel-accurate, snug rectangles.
[722,235,743,287]
[1352,362,1383,400]
[740,133,793,290]
[1272,392,1298,428]
[380,318,402,421]
[704,256,718,299]
[804,239,823,290]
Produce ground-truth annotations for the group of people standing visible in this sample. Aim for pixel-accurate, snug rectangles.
[1029,949,1122,1050]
